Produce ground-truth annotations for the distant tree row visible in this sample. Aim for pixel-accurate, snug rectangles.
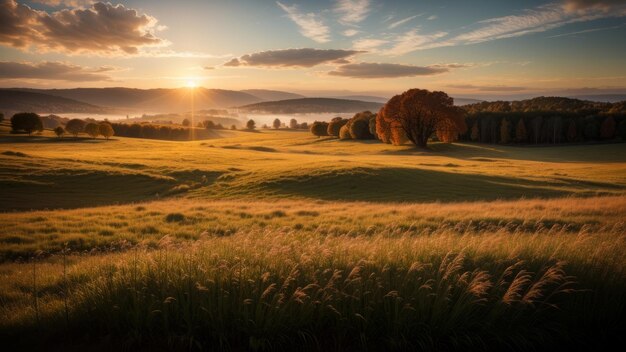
[110,123,195,140]
[10,113,115,140]
[307,92,626,148]
[461,112,626,144]
[459,97,626,144]
[463,97,626,115]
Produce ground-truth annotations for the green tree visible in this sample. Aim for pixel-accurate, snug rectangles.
[600,116,616,139]
[246,119,256,130]
[65,119,86,137]
[99,122,115,140]
[53,126,65,138]
[500,118,511,144]
[309,121,328,138]
[327,117,348,137]
[182,119,190,127]
[346,111,376,140]
[339,125,351,140]
[470,121,480,141]
[515,118,527,143]
[273,118,281,129]
[289,118,298,129]
[11,112,43,135]
[85,123,100,138]
[566,120,577,142]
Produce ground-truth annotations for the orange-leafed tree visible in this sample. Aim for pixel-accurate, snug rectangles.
[376,105,406,145]
[377,89,466,148]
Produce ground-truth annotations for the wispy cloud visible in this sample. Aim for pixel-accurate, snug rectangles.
[334,0,371,25]
[343,29,360,37]
[381,1,626,56]
[547,22,626,38]
[427,15,438,20]
[387,29,450,55]
[353,38,388,51]
[454,4,571,44]
[388,15,421,29]
[276,2,330,43]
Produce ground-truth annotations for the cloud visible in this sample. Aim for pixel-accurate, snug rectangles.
[0,61,114,81]
[427,15,438,20]
[453,4,571,44]
[352,38,388,51]
[334,0,371,25]
[563,0,626,12]
[388,15,420,29]
[204,66,215,70]
[431,63,475,69]
[343,29,360,37]
[224,48,364,68]
[32,0,93,7]
[0,0,165,55]
[276,2,330,43]
[328,62,449,78]
[379,1,626,56]
[547,22,626,37]
[447,84,528,92]
[387,29,450,55]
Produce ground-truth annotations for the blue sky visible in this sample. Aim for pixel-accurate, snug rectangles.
[1,0,625,98]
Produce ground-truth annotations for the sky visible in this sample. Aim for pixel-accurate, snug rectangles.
[1,0,625,98]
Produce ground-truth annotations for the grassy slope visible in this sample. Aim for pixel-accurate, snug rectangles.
[1,128,625,210]
[1,126,626,350]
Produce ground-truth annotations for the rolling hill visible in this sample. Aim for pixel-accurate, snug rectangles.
[240,89,305,101]
[238,97,383,114]
[12,87,262,111]
[0,89,111,114]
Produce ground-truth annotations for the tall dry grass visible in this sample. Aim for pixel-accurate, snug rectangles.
[1,221,625,350]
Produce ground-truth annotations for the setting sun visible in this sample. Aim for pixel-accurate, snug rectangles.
[186,80,197,88]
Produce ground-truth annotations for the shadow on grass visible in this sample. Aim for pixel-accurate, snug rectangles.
[381,142,626,163]
[255,166,621,202]
[0,136,115,144]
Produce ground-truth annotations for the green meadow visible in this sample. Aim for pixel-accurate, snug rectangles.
[1,124,626,350]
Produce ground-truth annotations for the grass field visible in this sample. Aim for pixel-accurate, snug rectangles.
[1,125,626,350]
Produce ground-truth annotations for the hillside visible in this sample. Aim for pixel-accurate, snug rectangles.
[0,89,111,114]
[13,87,262,111]
[238,97,383,114]
[240,89,304,101]
[11,88,306,112]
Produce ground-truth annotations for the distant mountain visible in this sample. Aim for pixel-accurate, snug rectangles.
[568,94,626,103]
[0,89,111,114]
[238,98,383,114]
[12,88,262,112]
[453,97,484,106]
[331,95,389,104]
[241,89,304,101]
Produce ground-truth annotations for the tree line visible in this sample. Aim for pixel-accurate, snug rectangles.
[308,90,626,147]
[9,112,114,139]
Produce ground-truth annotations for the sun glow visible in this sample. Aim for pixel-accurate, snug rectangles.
[186,80,197,88]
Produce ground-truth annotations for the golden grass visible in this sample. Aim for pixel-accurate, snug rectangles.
[1,129,626,349]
